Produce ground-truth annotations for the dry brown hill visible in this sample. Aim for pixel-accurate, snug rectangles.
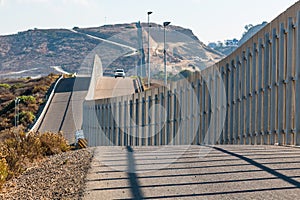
[0,23,223,79]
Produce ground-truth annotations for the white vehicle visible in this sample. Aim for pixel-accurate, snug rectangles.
[114,69,126,78]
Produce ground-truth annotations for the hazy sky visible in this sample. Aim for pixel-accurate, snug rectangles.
[0,0,298,44]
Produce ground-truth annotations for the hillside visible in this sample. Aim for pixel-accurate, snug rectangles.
[208,22,268,56]
[0,23,223,79]
[238,22,268,46]
[0,74,59,133]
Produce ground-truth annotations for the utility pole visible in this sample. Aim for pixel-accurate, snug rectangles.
[147,11,153,87]
[163,22,171,85]
[15,97,20,127]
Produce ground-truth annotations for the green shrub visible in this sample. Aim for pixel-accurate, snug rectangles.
[0,84,11,89]
[11,83,24,90]
[32,85,48,93]
[19,95,36,104]
[19,111,35,124]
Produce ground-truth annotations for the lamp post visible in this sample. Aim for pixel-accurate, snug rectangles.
[14,97,20,127]
[147,11,153,87]
[163,21,171,85]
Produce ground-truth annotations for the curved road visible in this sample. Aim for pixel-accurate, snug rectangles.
[69,29,139,57]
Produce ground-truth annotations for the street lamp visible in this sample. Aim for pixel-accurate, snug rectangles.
[147,11,153,87]
[163,21,171,85]
[14,97,20,127]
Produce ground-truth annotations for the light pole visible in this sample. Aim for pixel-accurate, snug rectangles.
[14,97,20,127]
[163,21,171,85]
[147,11,153,87]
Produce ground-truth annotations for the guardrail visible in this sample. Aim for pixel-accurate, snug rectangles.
[28,75,64,134]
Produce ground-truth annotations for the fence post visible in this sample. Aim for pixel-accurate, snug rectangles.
[263,33,271,144]
[120,97,125,146]
[278,23,286,145]
[154,89,160,145]
[295,11,300,146]
[231,60,236,144]
[144,91,150,146]
[240,52,246,144]
[286,17,295,145]
[212,68,218,144]
[149,90,155,145]
[257,38,263,145]
[123,96,128,146]
[196,76,202,144]
[224,65,229,144]
[221,67,226,144]
[270,28,278,144]
[251,43,258,144]
[169,83,175,145]
[129,98,134,146]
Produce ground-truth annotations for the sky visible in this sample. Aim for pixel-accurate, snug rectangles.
[0,0,298,44]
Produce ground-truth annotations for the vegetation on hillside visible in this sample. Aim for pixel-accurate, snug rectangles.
[208,22,268,56]
[0,74,81,189]
[0,74,59,132]
[0,129,70,188]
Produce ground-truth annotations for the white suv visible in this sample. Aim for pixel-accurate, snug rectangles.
[114,69,126,78]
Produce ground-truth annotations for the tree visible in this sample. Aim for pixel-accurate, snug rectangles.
[244,24,253,31]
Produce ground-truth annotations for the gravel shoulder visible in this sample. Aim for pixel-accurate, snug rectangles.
[0,148,93,200]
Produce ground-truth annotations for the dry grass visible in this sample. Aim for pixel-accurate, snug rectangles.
[0,128,70,188]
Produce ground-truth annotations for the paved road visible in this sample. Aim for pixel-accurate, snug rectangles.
[37,76,135,143]
[37,77,90,143]
[94,77,136,99]
[83,145,300,200]
[69,29,138,56]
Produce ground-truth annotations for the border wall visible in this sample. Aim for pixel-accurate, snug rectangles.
[83,1,300,146]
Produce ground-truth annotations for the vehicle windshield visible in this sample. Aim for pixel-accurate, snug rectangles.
[116,69,124,72]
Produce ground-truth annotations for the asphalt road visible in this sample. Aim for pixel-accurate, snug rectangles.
[83,145,300,200]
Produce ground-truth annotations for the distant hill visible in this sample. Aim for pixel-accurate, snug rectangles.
[208,22,268,56]
[238,22,268,46]
[0,23,223,79]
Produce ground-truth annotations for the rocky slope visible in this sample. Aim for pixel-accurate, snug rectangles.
[0,149,92,200]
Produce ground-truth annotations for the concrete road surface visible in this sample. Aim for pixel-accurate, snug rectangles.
[37,77,135,143]
[37,78,89,143]
[94,77,135,99]
[83,145,300,200]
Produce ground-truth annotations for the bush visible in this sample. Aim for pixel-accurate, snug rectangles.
[19,111,36,125]
[0,158,8,188]
[19,95,36,104]
[39,132,70,156]
[0,129,70,188]
[32,85,48,94]
[0,84,11,89]
[11,83,24,90]
[0,139,25,179]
